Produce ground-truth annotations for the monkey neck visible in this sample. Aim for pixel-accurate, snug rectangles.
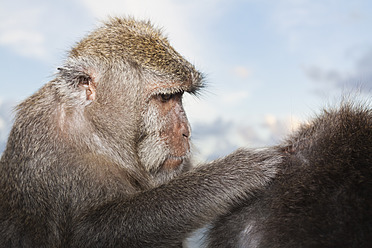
[1,84,63,161]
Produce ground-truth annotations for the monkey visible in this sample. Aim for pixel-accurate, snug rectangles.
[0,17,281,247]
[206,102,372,248]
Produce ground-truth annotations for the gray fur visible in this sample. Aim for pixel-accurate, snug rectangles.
[0,17,280,247]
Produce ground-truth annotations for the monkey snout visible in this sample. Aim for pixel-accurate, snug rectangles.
[181,124,191,139]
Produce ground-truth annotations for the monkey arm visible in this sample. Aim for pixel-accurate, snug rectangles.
[70,148,281,247]
[0,17,285,248]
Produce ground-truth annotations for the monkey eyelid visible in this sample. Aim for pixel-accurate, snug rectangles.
[149,87,184,98]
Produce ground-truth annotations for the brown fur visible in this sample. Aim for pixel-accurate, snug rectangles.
[207,102,372,248]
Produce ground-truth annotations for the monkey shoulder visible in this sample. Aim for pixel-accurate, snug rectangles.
[284,103,371,170]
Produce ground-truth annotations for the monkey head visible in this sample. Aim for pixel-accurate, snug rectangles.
[54,17,204,185]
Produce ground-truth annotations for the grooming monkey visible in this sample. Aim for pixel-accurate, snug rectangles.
[0,17,280,247]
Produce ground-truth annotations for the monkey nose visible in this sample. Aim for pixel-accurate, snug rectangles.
[181,124,191,139]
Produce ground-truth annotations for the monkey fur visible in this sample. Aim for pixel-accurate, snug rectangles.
[2,17,369,248]
[206,102,372,248]
[0,17,279,247]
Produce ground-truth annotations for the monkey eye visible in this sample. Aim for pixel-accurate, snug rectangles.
[160,93,173,102]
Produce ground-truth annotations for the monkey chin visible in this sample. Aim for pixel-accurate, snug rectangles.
[162,156,185,170]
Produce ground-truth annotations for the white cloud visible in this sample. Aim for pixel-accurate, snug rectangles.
[190,113,304,161]
[0,30,46,58]
[0,5,48,60]
[221,91,250,105]
[269,0,370,55]
[270,1,329,52]
[183,94,220,125]
[303,48,372,92]
[232,66,252,79]
[263,114,302,142]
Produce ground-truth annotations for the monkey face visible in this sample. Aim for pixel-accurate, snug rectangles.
[138,87,191,180]
[154,91,191,169]
[54,17,203,185]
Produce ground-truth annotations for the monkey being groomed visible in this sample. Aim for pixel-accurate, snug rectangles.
[205,102,372,248]
[0,17,280,247]
[0,17,371,248]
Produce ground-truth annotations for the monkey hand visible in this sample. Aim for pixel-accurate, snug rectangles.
[190,147,282,206]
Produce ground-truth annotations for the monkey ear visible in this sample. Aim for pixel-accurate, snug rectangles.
[58,67,96,101]
[79,77,96,101]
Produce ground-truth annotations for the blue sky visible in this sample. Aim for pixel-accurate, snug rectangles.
[0,0,371,160]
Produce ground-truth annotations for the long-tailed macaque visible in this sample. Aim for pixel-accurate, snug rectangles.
[0,17,280,247]
[206,102,371,248]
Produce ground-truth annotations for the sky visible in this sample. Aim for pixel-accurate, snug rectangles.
[0,0,371,161]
